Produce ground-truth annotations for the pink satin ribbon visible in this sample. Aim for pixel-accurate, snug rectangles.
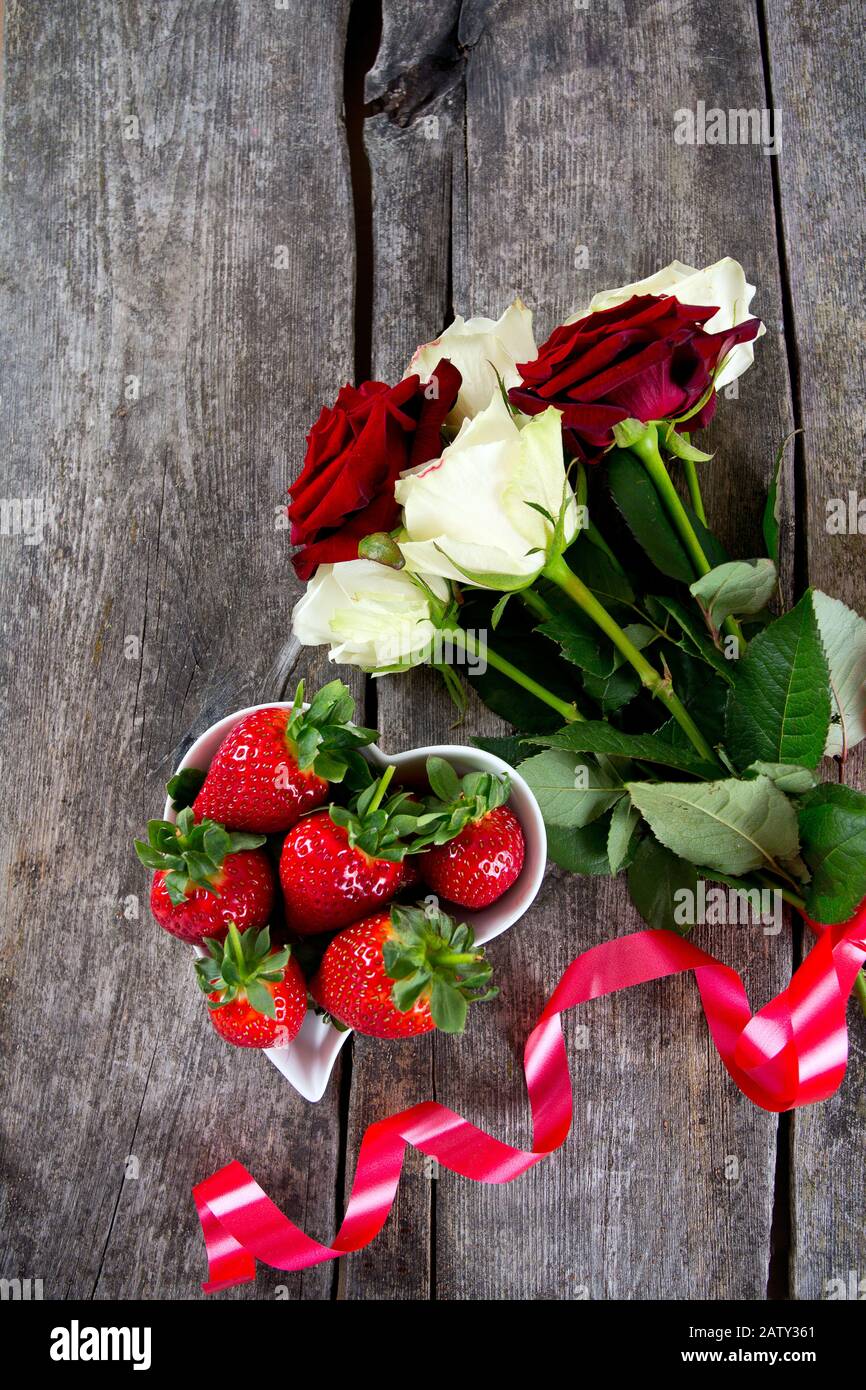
[194,904,866,1292]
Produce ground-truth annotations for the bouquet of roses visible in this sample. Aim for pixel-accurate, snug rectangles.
[288,258,866,1012]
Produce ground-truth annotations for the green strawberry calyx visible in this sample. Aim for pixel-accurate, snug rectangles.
[383,902,498,1034]
[133,807,265,906]
[284,678,378,783]
[410,756,512,851]
[166,766,207,811]
[195,923,295,1020]
[327,764,428,863]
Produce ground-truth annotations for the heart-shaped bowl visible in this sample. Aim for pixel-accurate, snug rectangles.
[164,701,547,1101]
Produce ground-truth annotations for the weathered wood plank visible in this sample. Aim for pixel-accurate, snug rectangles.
[435,0,794,1298]
[763,0,866,1301]
[2,0,861,1306]
[0,0,355,1299]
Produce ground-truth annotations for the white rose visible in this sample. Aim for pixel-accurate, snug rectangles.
[291,559,449,672]
[395,394,579,590]
[567,257,764,388]
[404,299,536,430]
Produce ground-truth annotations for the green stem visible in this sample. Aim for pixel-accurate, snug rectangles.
[435,950,481,969]
[542,553,719,765]
[682,458,707,524]
[228,922,245,973]
[629,426,746,653]
[367,763,395,813]
[519,588,554,622]
[775,884,805,911]
[631,428,711,574]
[445,623,582,725]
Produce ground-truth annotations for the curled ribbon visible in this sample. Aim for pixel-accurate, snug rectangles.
[193,904,866,1292]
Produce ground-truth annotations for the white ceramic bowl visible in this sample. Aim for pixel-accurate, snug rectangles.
[164,701,546,1101]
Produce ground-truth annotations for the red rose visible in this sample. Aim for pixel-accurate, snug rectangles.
[288,361,461,580]
[508,294,761,462]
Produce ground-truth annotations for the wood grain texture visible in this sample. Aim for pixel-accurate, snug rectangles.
[763,0,866,1301]
[438,0,795,1298]
[0,0,354,1299]
[338,0,475,1300]
[0,0,862,1304]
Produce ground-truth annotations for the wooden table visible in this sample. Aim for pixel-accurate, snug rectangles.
[1,0,863,1301]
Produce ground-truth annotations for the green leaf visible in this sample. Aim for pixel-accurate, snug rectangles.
[744,762,817,795]
[490,593,511,629]
[392,970,432,1011]
[648,594,734,682]
[244,979,277,1019]
[202,825,232,864]
[612,416,650,449]
[462,614,576,734]
[627,775,800,877]
[725,590,831,771]
[426,756,461,804]
[519,749,623,829]
[654,643,729,749]
[314,751,348,782]
[662,429,714,463]
[226,830,267,852]
[134,840,171,870]
[692,515,730,571]
[536,721,718,780]
[184,850,220,886]
[429,978,469,1034]
[166,766,206,811]
[581,662,640,712]
[568,530,635,607]
[538,612,615,679]
[252,927,272,958]
[285,678,377,781]
[470,735,537,767]
[606,448,695,583]
[546,815,613,875]
[627,836,698,934]
[608,797,640,874]
[163,870,191,905]
[689,558,778,628]
[434,543,538,592]
[524,500,556,527]
[799,784,866,924]
[812,589,866,758]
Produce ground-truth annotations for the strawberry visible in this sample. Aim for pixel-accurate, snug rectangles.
[311,902,496,1038]
[192,680,376,834]
[195,923,307,1048]
[134,808,273,944]
[279,765,424,935]
[416,757,525,908]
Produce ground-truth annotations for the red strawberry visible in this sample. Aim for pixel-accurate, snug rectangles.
[195,923,307,1048]
[312,902,496,1039]
[416,757,524,908]
[135,808,273,944]
[422,805,524,908]
[192,680,376,833]
[279,765,423,935]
